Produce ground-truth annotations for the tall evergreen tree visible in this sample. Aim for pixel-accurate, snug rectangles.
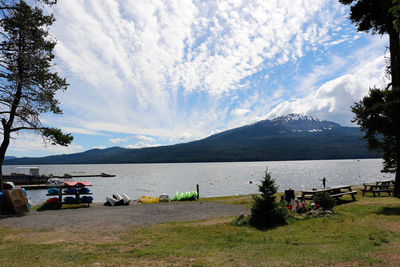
[339,0,400,197]
[249,169,288,229]
[391,0,400,32]
[0,0,72,191]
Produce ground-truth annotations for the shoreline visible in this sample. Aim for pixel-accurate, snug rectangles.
[0,200,248,232]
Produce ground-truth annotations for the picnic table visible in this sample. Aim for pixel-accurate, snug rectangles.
[362,180,394,197]
[300,185,357,201]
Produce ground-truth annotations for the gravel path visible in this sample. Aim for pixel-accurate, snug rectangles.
[0,201,248,232]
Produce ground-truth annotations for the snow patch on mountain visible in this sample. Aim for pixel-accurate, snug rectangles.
[271,113,340,132]
[272,113,322,123]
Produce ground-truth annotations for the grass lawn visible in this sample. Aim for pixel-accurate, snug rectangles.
[1,194,400,266]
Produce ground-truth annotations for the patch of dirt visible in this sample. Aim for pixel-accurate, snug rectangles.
[379,220,400,232]
[181,217,234,226]
[3,228,129,244]
[372,241,400,267]
[0,201,248,235]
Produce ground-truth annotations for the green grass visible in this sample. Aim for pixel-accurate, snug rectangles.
[199,194,254,207]
[0,194,400,266]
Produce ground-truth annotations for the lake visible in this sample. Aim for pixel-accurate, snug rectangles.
[2,158,394,204]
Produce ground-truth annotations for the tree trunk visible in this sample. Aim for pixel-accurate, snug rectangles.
[389,29,400,198]
[395,155,400,198]
[389,30,400,89]
[0,129,10,192]
[0,30,25,191]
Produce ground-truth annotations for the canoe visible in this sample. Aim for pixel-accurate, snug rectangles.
[139,196,159,203]
[106,196,117,206]
[105,193,129,206]
[120,193,130,205]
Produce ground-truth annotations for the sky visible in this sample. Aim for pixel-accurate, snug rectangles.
[7,0,391,157]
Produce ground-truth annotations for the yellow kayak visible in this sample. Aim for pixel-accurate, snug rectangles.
[139,196,159,203]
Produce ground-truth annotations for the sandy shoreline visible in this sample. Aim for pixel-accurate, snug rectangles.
[0,201,248,232]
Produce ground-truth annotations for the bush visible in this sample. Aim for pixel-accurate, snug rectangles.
[231,214,249,226]
[313,191,335,210]
[249,169,288,229]
[37,201,61,211]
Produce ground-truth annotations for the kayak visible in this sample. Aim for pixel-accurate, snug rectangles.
[139,196,159,203]
[64,181,91,187]
[159,193,170,202]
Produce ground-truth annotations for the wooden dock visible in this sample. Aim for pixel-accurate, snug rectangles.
[9,173,114,190]
[52,173,115,178]
[18,184,65,190]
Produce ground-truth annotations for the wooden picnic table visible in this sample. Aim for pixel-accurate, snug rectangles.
[300,185,357,201]
[362,180,394,197]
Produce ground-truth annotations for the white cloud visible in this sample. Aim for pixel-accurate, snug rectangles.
[131,135,156,143]
[61,127,105,136]
[231,108,250,116]
[267,50,388,126]
[49,0,352,143]
[110,138,128,144]
[8,133,84,156]
[125,142,162,149]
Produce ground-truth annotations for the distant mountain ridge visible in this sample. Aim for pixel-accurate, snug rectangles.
[4,114,380,165]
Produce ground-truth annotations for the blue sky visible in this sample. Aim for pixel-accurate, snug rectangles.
[8,0,390,157]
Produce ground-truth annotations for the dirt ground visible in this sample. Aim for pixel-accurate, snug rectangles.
[0,201,248,232]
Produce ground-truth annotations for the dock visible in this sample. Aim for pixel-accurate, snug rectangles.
[52,173,115,178]
[18,184,65,190]
[10,173,115,190]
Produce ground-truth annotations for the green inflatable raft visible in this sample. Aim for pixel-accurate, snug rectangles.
[171,191,198,201]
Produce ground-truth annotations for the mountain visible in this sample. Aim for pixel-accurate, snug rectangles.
[4,114,380,165]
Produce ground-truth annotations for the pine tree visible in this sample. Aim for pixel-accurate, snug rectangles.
[339,0,400,197]
[249,169,288,229]
[0,1,72,191]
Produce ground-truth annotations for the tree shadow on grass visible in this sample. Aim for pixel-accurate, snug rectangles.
[376,207,400,216]
[335,199,356,205]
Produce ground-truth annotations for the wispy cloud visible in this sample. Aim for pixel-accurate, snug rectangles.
[51,1,352,138]
[110,138,128,144]
[7,1,389,156]
[267,38,388,126]
[8,132,84,157]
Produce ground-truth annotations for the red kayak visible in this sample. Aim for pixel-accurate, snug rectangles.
[64,181,91,187]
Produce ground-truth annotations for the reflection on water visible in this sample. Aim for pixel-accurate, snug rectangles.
[3,158,393,204]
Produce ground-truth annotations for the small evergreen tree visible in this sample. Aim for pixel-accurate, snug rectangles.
[249,169,288,229]
[313,191,335,210]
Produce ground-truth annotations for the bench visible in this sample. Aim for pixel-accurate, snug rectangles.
[362,183,393,197]
[300,185,357,202]
[299,190,318,200]
[330,191,357,200]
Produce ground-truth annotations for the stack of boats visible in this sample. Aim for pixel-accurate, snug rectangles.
[105,193,131,206]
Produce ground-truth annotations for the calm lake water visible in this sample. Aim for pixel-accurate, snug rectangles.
[3,159,394,204]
